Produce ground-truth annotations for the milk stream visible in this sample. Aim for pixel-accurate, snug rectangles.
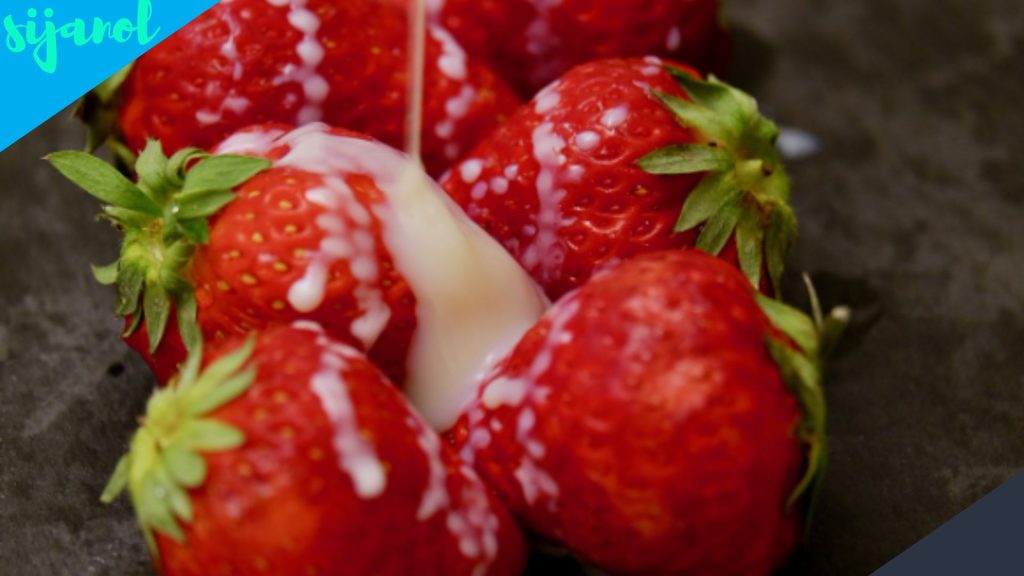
[406,0,428,164]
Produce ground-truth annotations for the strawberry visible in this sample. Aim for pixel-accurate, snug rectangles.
[78,0,521,177]
[447,250,849,575]
[427,0,731,96]
[48,124,548,430]
[101,323,528,575]
[442,58,797,300]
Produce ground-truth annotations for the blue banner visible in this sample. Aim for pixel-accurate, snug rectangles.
[875,471,1024,574]
[0,0,216,151]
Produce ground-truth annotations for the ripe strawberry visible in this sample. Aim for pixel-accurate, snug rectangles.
[78,0,521,177]
[447,250,848,575]
[442,58,796,300]
[101,323,527,575]
[428,0,731,96]
[48,124,548,428]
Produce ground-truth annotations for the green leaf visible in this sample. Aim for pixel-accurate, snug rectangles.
[115,264,145,317]
[176,419,246,452]
[176,292,202,358]
[756,294,819,355]
[638,144,735,175]
[765,205,798,296]
[665,67,735,112]
[102,206,153,228]
[46,151,161,216]
[108,139,139,174]
[651,90,732,146]
[675,171,740,233]
[186,367,257,417]
[91,261,119,286]
[138,473,184,541]
[165,476,194,524]
[143,282,171,354]
[165,148,208,185]
[100,455,130,504]
[735,208,765,288]
[162,446,207,489]
[181,155,271,196]
[175,190,237,220]
[765,340,827,508]
[177,218,210,245]
[92,63,134,103]
[185,338,256,398]
[135,140,171,197]
[696,192,745,255]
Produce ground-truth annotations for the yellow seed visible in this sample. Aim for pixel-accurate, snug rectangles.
[237,461,254,477]
[252,232,264,243]
[273,391,290,404]
[216,280,231,292]
[294,248,308,258]
[247,190,262,198]
[273,262,289,272]
[280,426,295,439]
[284,224,298,235]
[278,200,294,210]
[241,274,258,286]
[309,448,325,461]
[272,300,287,311]
[244,212,256,221]
[224,249,241,260]
[253,408,269,421]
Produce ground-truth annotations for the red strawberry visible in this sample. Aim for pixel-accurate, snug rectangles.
[428,0,731,96]
[442,58,796,300]
[48,124,548,429]
[79,0,521,177]
[101,323,527,575]
[447,250,848,574]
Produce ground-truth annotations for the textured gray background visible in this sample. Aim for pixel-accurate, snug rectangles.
[1,0,1022,574]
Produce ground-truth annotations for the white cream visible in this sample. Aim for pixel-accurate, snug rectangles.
[195,9,250,126]
[574,131,601,151]
[268,0,330,125]
[470,295,580,510]
[305,334,388,499]
[666,26,682,51]
[430,25,468,81]
[405,414,499,573]
[533,81,562,114]
[522,121,569,276]
[459,158,484,183]
[600,104,630,129]
[219,125,549,430]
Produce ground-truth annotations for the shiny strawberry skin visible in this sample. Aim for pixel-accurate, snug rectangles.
[430,0,730,96]
[156,324,527,575]
[447,251,803,575]
[127,125,418,386]
[116,0,521,176]
[443,58,759,300]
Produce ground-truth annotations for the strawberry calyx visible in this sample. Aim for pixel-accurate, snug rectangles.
[73,64,136,171]
[639,67,796,294]
[45,142,271,353]
[101,338,257,550]
[756,276,850,522]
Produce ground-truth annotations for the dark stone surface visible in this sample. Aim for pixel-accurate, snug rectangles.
[0,1,1022,574]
